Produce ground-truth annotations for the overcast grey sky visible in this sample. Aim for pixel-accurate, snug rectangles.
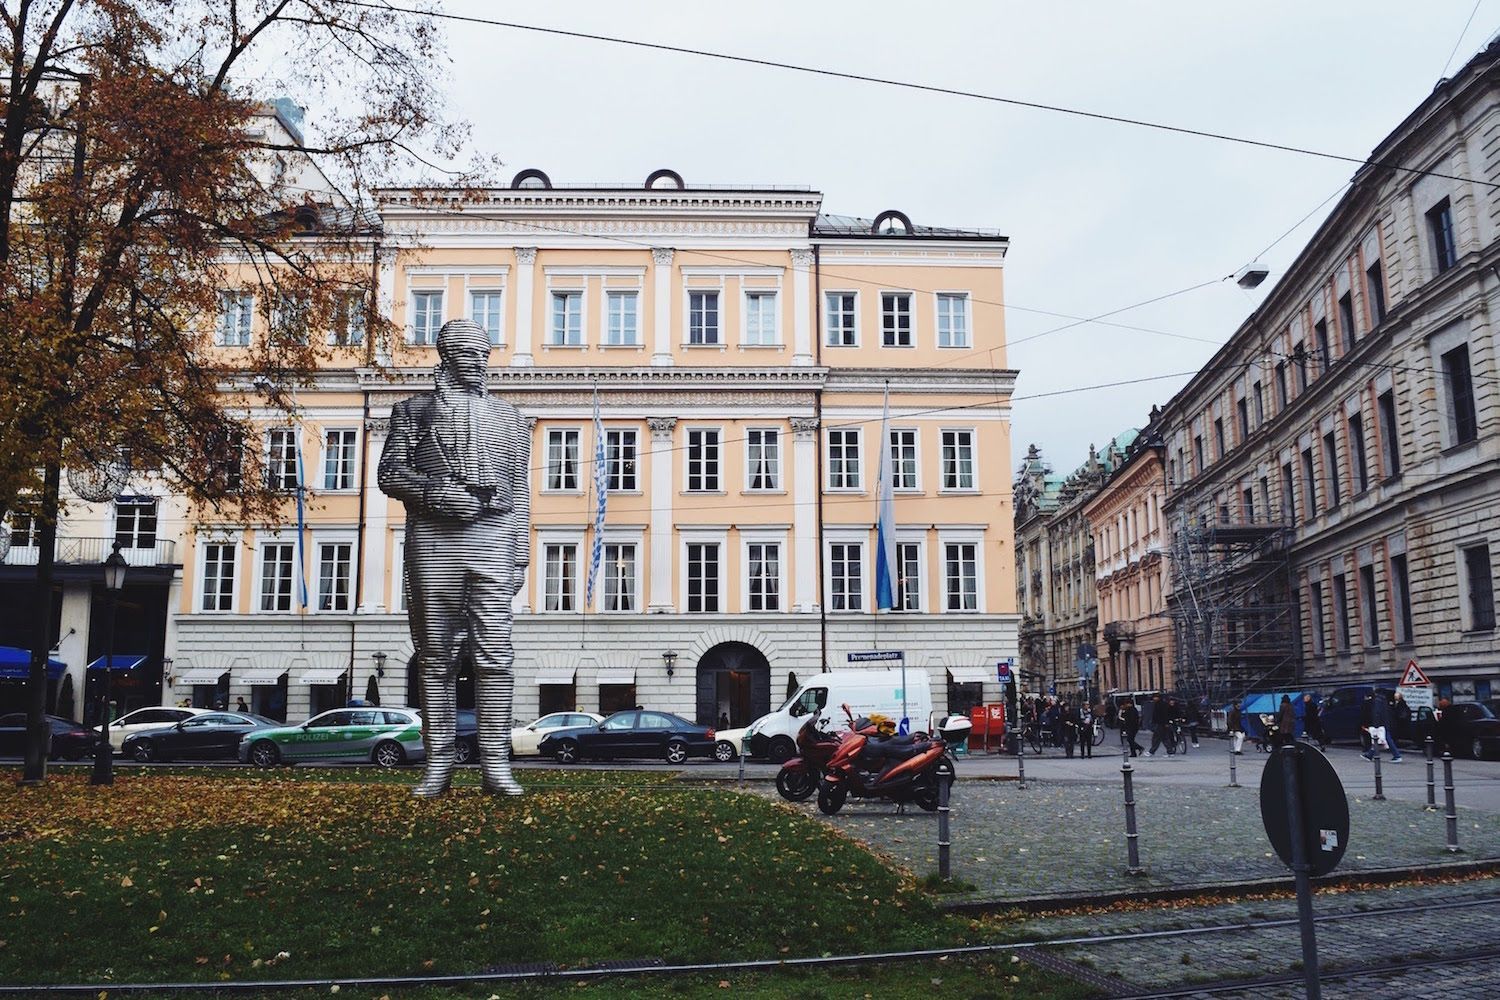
[435,0,1493,475]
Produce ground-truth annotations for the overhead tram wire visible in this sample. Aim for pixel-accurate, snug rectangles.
[334,0,1500,191]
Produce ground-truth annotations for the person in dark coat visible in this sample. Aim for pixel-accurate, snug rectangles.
[1227,702,1244,754]
[1391,691,1412,751]
[1120,698,1143,757]
[1434,698,1457,756]
[1059,700,1078,758]
[1079,702,1095,759]
[1301,693,1325,749]
[1276,695,1297,747]
[1364,690,1402,762]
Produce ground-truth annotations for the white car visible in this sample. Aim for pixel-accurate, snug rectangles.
[95,706,213,751]
[509,712,604,757]
[713,727,747,763]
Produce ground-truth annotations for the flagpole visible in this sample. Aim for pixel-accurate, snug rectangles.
[584,382,609,652]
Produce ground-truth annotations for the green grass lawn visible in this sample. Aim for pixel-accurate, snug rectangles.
[0,768,1094,999]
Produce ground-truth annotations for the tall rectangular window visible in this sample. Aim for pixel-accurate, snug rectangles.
[1360,564,1379,647]
[1193,435,1205,474]
[545,429,581,491]
[936,293,969,348]
[259,542,295,612]
[880,292,912,347]
[114,499,158,550]
[687,428,721,492]
[272,296,309,347]
[604,290,638,346]
[1366,260,1386,324]
[1236,398,1250,442]
[825,292,857,346]
[1332,573,1350,651]
[746,429,780,491]
[1348,415,1369,493]
[688,291,720,345]
[411,290,443,346]
[470,290,503,345]
[744,291,778,346]
[1275,363,1289,409]
[543,543,577,612]
[686,542,720,613]
[1314,322,1330,374]
[1338,293,1356,353]
[941,429,976,490]
[201,542,236,612]
[602,543,636,612]
[1294,341,1309,391]
[1281,461,1296,523]
[1301,448,1317,518]
[1428,197,1457,273]
[1214,418,1226,458]
[1323,430,1340,509]
[1442,344,1478,445]
[1464,544,1495,631]
[550,291,583,346]
[323,429,357,491]
[217,291,254,346]
[605,429,637,491]
[1390,553,1413,645]
[266,429,299,491]
[889,429,918,489]
[1253,382,1265,426]
[1309,581,1325,655]
[746,542,780,612]
[1241,486,1255,521]
[896,542,921,611]
[317,542,352,612]
[828,542,863,611]
[827,430,861,490]
[944,542,978,611]
[1378,390,1401,476]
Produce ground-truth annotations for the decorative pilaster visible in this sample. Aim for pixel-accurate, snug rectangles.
[791,416,820,612]
[517,416,539,614]
[512,247,537,367]
[651,247,674,367]
[360,417,391,613]
[375,249,396,365]
[790,248,814,366]
[648,416,677,612]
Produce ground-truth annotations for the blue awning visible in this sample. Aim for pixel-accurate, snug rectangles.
[0,646,67,680]
[87,654,148,671]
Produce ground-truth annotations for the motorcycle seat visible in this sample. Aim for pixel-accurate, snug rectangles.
[860,735,925,761]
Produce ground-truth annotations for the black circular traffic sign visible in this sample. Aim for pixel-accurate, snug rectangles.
[1259,742,1350,877]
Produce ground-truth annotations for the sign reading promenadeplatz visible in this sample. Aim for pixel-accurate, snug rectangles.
[847,651,905,663]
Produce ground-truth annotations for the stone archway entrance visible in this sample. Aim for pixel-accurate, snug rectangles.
[694,642,770,728]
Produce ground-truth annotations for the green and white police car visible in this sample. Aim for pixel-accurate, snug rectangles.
[238,708,425,769]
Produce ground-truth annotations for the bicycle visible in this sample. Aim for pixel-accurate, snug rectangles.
[1023,720,1055,755]
[1167,720,1189,755]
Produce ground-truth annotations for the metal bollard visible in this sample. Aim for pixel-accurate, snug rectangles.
[1372,752,1385,801]
[1425,736,1437,811]
[937,769,952,879]
[1122,760,1144,875]
[1443,753,1461,854]
[1228,749,1240,788]
[737,743,745,786]
[1016,735,1027,790]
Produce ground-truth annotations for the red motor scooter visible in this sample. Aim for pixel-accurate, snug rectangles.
[816,706,955,815]
[775,709,882,802]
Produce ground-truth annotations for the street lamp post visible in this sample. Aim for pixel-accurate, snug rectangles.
[91,542,128,786]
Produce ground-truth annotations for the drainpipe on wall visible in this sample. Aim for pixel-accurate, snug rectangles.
[814,243,827,672]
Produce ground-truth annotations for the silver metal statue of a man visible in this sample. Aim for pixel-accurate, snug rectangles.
[378,319,531,797]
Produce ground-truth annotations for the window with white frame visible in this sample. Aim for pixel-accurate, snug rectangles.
[543,542,578,612]
[266,429,299,491]
[940,429,976,490]
[114,498,158,550]
[272,293,310,345]
[410,290,443,345]
[470,290,503,345]
[217,291,254,346]
[746,541,780,612]
[6,510,38,550]
[944,541,979,611]
[259,542,296,612]
[688,291,720,345]
[331,291,365,346]
[686,542,720,612]
[606,429,638,491]
[881,292,913,347]
[826,292,857,346]
[936,293,969,348]
[323,429,357,491]
[201,541,236,612]
[746,429,780,491]
[828,542,864,611]
[550,291,583,346]
[687,428,721,492]
[889,429,918,489]
[545,429,581,491]
[896,541,922,612]
[827,429,861,490]
[601,542,637,612]
[744,291,778,346]
[606,291,639,346]
[317,541,353,612]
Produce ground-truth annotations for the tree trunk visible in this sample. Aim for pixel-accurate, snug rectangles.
[20,458,60,784]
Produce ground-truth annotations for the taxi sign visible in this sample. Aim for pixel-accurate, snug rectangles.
[1399,659,1431,687]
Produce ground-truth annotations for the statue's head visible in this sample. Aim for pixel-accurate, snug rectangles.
[435,319,492,392]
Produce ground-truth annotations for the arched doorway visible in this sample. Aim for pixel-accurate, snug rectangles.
[404,653,475,711]
[694,642,770,728]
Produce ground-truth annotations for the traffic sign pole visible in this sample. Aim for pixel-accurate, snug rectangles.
[1279,744,1322,1000]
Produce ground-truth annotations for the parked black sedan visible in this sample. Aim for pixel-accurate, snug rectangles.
[539,710,716,764]
[1437,702,1500,760]
[122,711,278,762]
[0,713,93,760]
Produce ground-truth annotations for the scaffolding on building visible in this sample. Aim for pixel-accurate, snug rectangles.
[1169,500,1300,706]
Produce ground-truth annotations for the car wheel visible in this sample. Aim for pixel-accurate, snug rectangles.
[817,781,847,816]
[768,736,796,764]
[249,740,280,769]
[776,765,816,802]
[1472,737,1487,761]
[665,739,689,765]
[131,740,154,763]
[554,739,579,764]
[455,738,474,766]
[373,740,406,769]
[713,740,736,763]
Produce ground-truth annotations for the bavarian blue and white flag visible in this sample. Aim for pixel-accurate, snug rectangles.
[874,384,898,611]
[584,386,608,609]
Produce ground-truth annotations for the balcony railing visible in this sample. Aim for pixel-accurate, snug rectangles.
[3,537,176,567]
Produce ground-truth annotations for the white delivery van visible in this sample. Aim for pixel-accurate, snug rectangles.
[744,668,932,763]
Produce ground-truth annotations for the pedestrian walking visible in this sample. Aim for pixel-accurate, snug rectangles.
[1121,698,1143,757]
[1301,693,1325,749]
[1227,701,1245,754]
[1079,702,1095,759]
[1276,694,1297,748]
[1059,700,1078,758]
[1434,698,1458,757]
[1363,690,1402,762]
[1391,690,1412,752]
[1140,694,1158,745]
[1190,695,1208,748]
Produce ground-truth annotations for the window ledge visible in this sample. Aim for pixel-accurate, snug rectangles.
[937,343,973,350]
[599,343,645,350]
[1462,627,1496,637]
[682,490,727,496]
[825,489,868,496]
[1442,440,1480,457]
[939,488,981,495]
[542,343,587,350]
[737,344,784,350]
[824,342,860,349]
[683,342,727,350]
[741,490,787,496]
[542,489,586,496]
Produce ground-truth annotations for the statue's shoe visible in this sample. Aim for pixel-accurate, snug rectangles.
[481,778,525,796]
[412,773,453,798]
